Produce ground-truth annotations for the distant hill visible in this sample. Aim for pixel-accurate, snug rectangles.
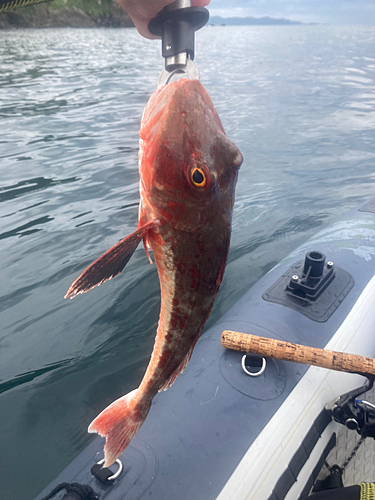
[209,16,303,26]
[0,0,134,29]
[0,2,310,30]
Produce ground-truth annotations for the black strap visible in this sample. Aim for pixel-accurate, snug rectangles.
[306,485,360,499]
[314,467,344,492]
[41,482,98,500]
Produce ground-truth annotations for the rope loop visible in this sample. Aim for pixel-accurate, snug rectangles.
[41,482,98,500]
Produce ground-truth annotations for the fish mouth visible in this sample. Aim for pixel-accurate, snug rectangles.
[139,79,213,143]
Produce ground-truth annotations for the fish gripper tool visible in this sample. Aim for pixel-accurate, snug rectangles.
[149,0,209,87]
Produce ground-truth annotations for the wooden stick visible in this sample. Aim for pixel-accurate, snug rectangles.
[221,330,375,376]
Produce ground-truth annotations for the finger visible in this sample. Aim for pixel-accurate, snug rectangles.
[192,0,211,6]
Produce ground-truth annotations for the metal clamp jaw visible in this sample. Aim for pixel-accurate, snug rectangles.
[149,0,209,87]
[326,376,375,438]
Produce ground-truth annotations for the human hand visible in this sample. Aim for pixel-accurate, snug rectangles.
[117,0,211,39]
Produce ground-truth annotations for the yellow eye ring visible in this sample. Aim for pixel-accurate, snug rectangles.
[190,167,206,188]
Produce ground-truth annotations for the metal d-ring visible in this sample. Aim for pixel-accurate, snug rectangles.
[241,354,267,377]
[97,458,123,481]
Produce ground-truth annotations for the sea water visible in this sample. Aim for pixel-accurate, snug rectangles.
[0,25,375,499]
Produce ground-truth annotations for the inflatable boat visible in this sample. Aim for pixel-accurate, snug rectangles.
[35,198,375,500]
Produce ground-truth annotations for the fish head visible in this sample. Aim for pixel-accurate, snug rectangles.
[139,79,243,231]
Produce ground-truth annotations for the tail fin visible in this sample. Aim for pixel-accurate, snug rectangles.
[88,389,151,467]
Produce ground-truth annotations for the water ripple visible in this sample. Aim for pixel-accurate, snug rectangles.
[0,358,75,395]
[1,25,375,500]
[0,176,79,202]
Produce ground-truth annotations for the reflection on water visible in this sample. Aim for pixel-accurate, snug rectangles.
[0,25,375,500]
[0,177,79,203]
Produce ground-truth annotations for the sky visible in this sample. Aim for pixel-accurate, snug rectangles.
[209,0,375,25]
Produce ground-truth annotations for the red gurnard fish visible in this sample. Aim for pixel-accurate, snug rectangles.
[65,78,243,466]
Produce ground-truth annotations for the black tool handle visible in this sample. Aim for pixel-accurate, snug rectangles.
[149,2,209,65]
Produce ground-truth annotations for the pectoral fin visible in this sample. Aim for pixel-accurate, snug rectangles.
[65,221,155,299]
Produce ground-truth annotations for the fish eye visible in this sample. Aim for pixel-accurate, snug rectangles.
[190,167,206,188]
